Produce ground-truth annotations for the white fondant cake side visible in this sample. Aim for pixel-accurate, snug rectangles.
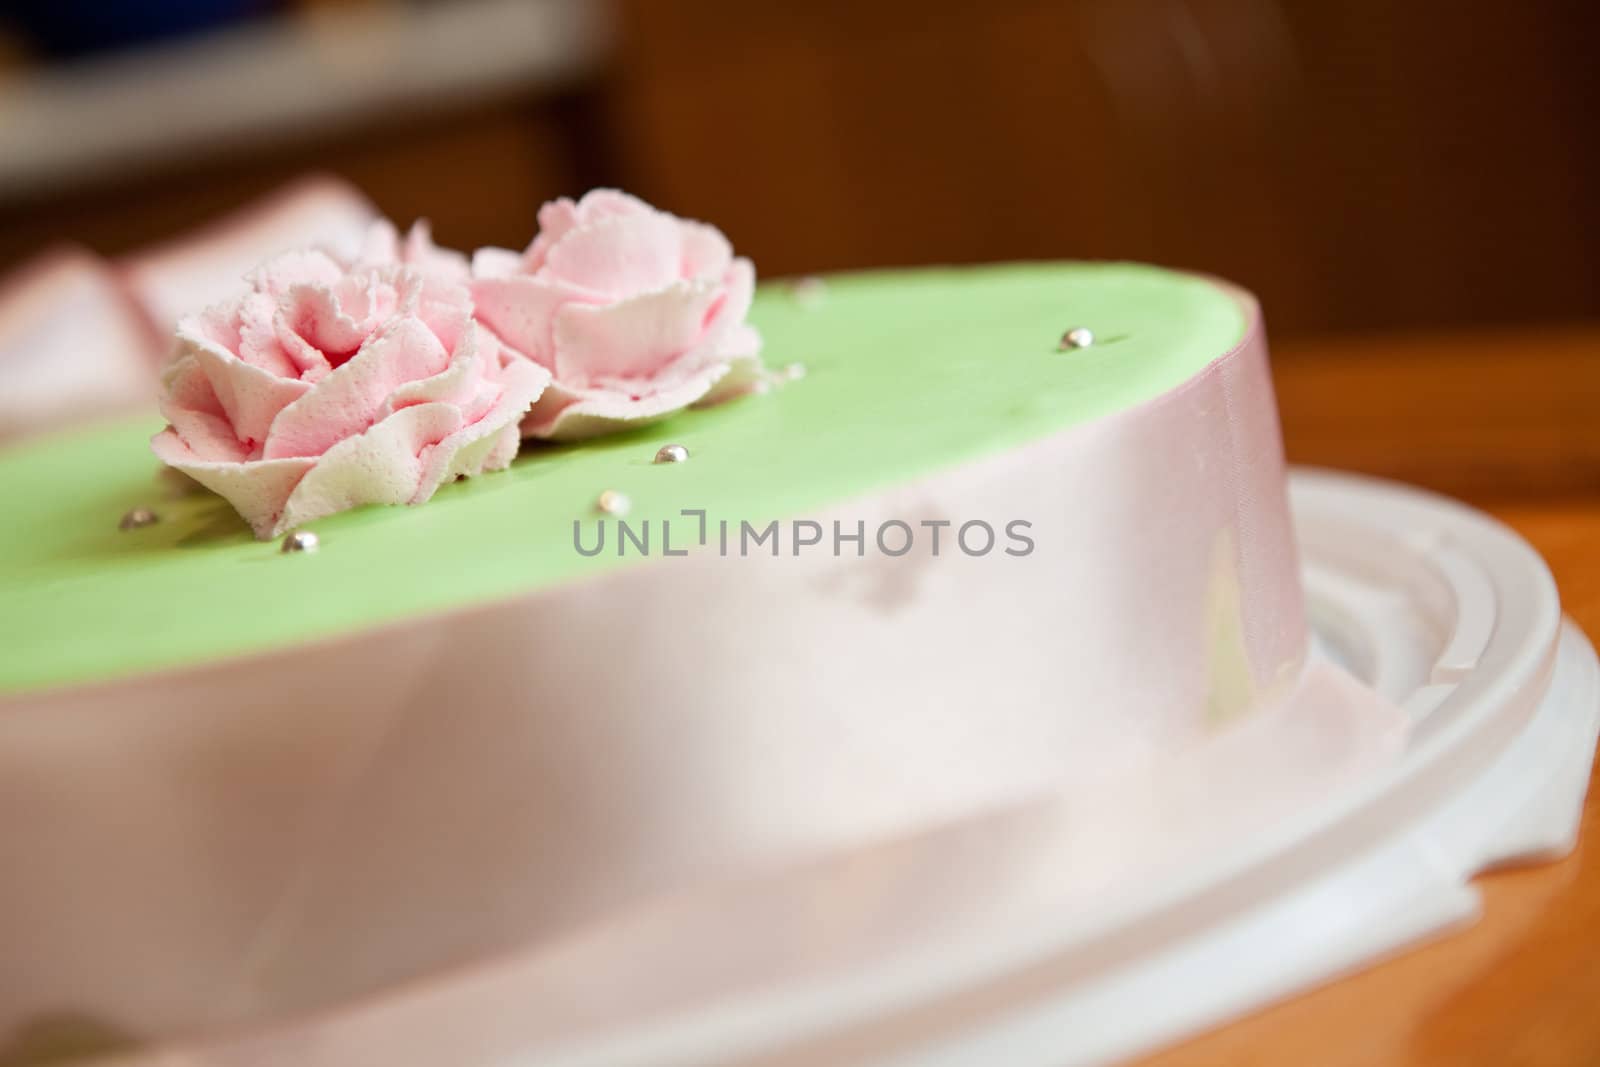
[0,292,1304,1045]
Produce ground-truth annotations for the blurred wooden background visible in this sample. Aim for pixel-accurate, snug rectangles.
[611,0,1599,338]
[0,0,1595,501]
[0,12,1597,1059]
[1,0,1595,338]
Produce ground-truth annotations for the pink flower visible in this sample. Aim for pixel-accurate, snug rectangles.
[357,218,471,285]
[150,224,549,539]
[471,190,765,440]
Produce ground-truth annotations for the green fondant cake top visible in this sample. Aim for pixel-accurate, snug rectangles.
[0,263,1244,695]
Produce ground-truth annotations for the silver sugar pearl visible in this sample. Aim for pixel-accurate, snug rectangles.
[596,489,631,516]
[1058,327,1095,351]
[654,444,689,464]
[280,530,320,554]
[118,507,159,531]
[782,361,807,381]
[790,276,826,308]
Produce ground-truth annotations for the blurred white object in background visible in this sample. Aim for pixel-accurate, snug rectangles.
[0,0,612,201]
[0,175,380,441]
[0,247,152,442]
[120,174,377,337]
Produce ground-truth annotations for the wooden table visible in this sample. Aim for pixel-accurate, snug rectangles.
[1143,327,1600,1067]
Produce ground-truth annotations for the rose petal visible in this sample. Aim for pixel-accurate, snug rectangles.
[471,275,594,369]
[158,354,250,463]
[412,276,473,352]
[541,212,685,297]
[414,357,547,499]
[189,304,242,358]
[708,258,755,343]
[276,402,465,534]
[384,335,538,427]
[551,279,720,387]
[358,219,402,265]
[192,342,311,454]
[471,246,525,280]
[693,325,767,407]
[247,249,346,300]
[472,321,508,370]
[403,220,470,280]
[281,290,364,362]
[224,293,301,378]
[680,221,734,282]
[283,276,387,360]
[521,197,579,272]
[263,316,451,459]
[480,421,520,469]
[385,350,485,416]
[521,363,726,441]
[271,305,332,381]
[572,188,655,221]
[152,428,316,538]
[523,189,653,272]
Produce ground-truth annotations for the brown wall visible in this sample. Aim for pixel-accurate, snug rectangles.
[0,94,583,279]
[0,0,1593,340]
[607,0,1599,336]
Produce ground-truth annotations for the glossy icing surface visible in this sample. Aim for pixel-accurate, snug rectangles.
[0,263,1244,695]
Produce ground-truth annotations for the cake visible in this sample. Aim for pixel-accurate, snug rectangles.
[0,195,1314,1056]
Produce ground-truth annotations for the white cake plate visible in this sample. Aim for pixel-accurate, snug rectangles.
[860,469,1600,1067]
[484,468,1597,1067]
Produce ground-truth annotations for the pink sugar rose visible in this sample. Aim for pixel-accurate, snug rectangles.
[150,223,549,539]
[357,217,471,284]
[471,190,766,440]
